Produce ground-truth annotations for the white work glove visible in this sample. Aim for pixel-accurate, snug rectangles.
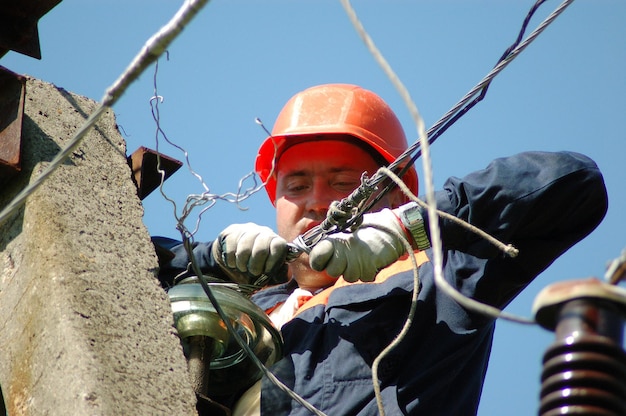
[211,223,288,285]
[308,209,407,283]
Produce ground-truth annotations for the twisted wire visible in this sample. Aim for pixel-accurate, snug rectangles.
[365,0,577,208]
[289,1,576,257]
[378,167,535,325]
[149,64,264,238]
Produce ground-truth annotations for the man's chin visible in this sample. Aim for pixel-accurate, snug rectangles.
[290,256,337,291]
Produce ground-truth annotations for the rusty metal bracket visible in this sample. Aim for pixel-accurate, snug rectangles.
[128,146,183,200]
[0,0,63,60]
[0,65,26,187]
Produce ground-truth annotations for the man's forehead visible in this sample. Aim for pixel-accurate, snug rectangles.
[276,142,377,176]
[277,165,364,178]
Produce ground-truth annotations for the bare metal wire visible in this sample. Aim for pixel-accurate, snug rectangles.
[148,51,328,416]
[341,0,576,220]
[148,62,265,239]
[378,0,577,190]
[378,167,535,325]
[290,0,576,262]
[338,2,567,413]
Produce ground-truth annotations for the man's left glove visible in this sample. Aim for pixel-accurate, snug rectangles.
[211,223,288,285]
[308,208,408,283]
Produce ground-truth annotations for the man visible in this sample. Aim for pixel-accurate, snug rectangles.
[158,84,608,415]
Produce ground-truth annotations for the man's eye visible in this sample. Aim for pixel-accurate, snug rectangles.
[286,181,309,193]
[332,176,360,190]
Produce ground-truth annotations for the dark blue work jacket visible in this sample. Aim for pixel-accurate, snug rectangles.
[159,151,608,415]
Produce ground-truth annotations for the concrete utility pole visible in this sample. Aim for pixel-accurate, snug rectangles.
[0,77,197,415]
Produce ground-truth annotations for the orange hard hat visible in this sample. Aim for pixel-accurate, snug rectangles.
[255,83,418,204]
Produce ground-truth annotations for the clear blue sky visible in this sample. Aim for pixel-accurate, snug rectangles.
[3,1,625,414]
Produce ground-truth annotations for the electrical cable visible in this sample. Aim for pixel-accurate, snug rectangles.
[378,167,535,325]
[368,223,420,416]
[0,1,576,414]
[288,0,576,256]
[365,0,576,213]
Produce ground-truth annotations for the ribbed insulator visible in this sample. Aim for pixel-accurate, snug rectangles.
[538,300,626,416]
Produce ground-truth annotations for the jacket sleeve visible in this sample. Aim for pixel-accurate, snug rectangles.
[152,236,228,287]
[423,151,608,305]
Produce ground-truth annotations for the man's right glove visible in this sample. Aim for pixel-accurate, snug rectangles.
[211,223,288,285]
[308,208,409,283]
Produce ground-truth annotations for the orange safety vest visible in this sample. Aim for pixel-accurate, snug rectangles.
[295,250,429,316]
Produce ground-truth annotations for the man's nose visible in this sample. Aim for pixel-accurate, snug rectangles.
[307,180,333,217]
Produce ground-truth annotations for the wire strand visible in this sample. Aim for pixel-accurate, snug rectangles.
[148,63,266,239]
[369,226,420,416]
[378,167,535,325]
[361,0,577,212]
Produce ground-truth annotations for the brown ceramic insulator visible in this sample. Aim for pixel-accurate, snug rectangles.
[538,299,626,416]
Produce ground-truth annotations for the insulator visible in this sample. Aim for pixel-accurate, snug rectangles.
[167,276,283,397]
[538,298,626,416]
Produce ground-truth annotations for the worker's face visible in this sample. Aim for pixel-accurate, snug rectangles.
[274,140,402,289]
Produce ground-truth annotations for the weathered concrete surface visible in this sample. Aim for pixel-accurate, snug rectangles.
[0,77,197,415]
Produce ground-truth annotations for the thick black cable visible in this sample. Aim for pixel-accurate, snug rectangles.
[361,0,552,216]
[288,0,576,257]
